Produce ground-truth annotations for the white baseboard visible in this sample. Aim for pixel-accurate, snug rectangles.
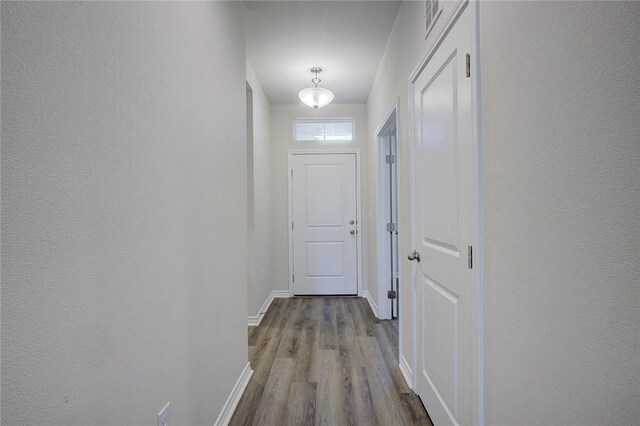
[399,353,413,390]
[362,290,380,319]
[214,361,253,426]
[247,290,291,327]
[271,290,290,298]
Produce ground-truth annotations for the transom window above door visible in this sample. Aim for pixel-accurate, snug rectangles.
[294,118,355,142]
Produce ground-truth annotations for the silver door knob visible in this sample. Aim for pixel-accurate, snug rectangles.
[350,229,355,235]
[349,220,355,225]
[408,250,421,262]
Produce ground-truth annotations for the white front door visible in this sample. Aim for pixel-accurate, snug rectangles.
[290,153,358,295]
[411,5,477,426]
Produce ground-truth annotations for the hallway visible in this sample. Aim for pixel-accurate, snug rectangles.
[2,1,639,424]
[230,297,432,425]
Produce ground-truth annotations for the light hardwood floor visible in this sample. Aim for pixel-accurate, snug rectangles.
[230,297,433,426]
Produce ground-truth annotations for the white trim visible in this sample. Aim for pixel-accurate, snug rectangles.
[374,99,400,321]
[394,98,406,375]
[424,0,444,40]
[247,315,262,327]
[399,354,414,390]
[214,362,254,426]
[470,2,485,423]
[374,102,398,136]
[271,290,291,298]
[361,290,380,319]
[247,290,291,327]
[407,0,484,425]
[287,149,363,297]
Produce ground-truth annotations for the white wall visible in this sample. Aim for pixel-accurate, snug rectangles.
[368,0,640,424]
[1,2,249,424]
[270,104,368,293]
[367,0,456,366]
[246,63,273,317]
[480,2,640,424]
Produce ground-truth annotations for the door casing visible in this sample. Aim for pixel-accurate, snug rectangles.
[375,100,401,320]
[407,0,484,424]
[287,149,363,297]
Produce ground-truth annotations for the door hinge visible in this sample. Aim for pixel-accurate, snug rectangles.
[291,169,293,177]
[386,222,396,232]
[292,274,295,282]
[465,53,471,78]
[292,222,294,230]
[387,290,397,299]
[467,245,473,269]
[385,154,395,164]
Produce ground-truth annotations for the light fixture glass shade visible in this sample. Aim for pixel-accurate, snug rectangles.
[298,87,334,109]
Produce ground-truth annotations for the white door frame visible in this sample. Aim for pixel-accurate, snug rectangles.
[407,0,484,424]
[374,99,400,320]
[287,149,363,297]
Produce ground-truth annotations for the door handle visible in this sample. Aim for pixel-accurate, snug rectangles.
[408,250,421,262]
[350,229,355,235]
[349,220,355,225]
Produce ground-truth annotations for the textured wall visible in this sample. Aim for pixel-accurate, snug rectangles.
[246,62,273,317]
[1,2,248,424]
[270,104,369,294]
[480,1,640,424]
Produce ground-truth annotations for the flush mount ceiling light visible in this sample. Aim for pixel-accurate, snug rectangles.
[298,67,334,109]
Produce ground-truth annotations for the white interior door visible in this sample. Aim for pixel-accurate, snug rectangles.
[411,6,476,426]
[291,153,358,295]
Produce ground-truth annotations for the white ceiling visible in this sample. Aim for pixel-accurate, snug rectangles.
[245,1,401,104]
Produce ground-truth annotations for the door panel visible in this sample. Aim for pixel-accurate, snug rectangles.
[423,277,459,416]
[306,242,344,276]
[291,153,357,295]
[412,5,475,426]
[420,53,460,255]
[306,165,343,227]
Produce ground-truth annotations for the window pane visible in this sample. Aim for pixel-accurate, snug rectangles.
[294,119,354,142]
[324,121,353,141]
[296,122,325,140]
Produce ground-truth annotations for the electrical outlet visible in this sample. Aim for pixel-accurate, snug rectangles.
[158,402,170,426]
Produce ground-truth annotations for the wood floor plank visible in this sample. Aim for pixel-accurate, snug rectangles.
[351,365,379,425]
[230,296,432,426]
[315,349,346,425]
[229,379,264,426]
[285,382,317,426]
[248,325,258,347]
[293,317,319,382]
[276,298,304,358]
[360,336,407,425]
[251,357,296,426]
[400,393,434,426]
[362,335,414,425]
[319,298,338,350]
[374,322,411,394]
[355,297,378,336]
[251,334,283,387]
[336,298,361,425]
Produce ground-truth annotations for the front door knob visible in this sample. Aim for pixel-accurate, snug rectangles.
[408,250,421,262]
[350,229,355,235]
